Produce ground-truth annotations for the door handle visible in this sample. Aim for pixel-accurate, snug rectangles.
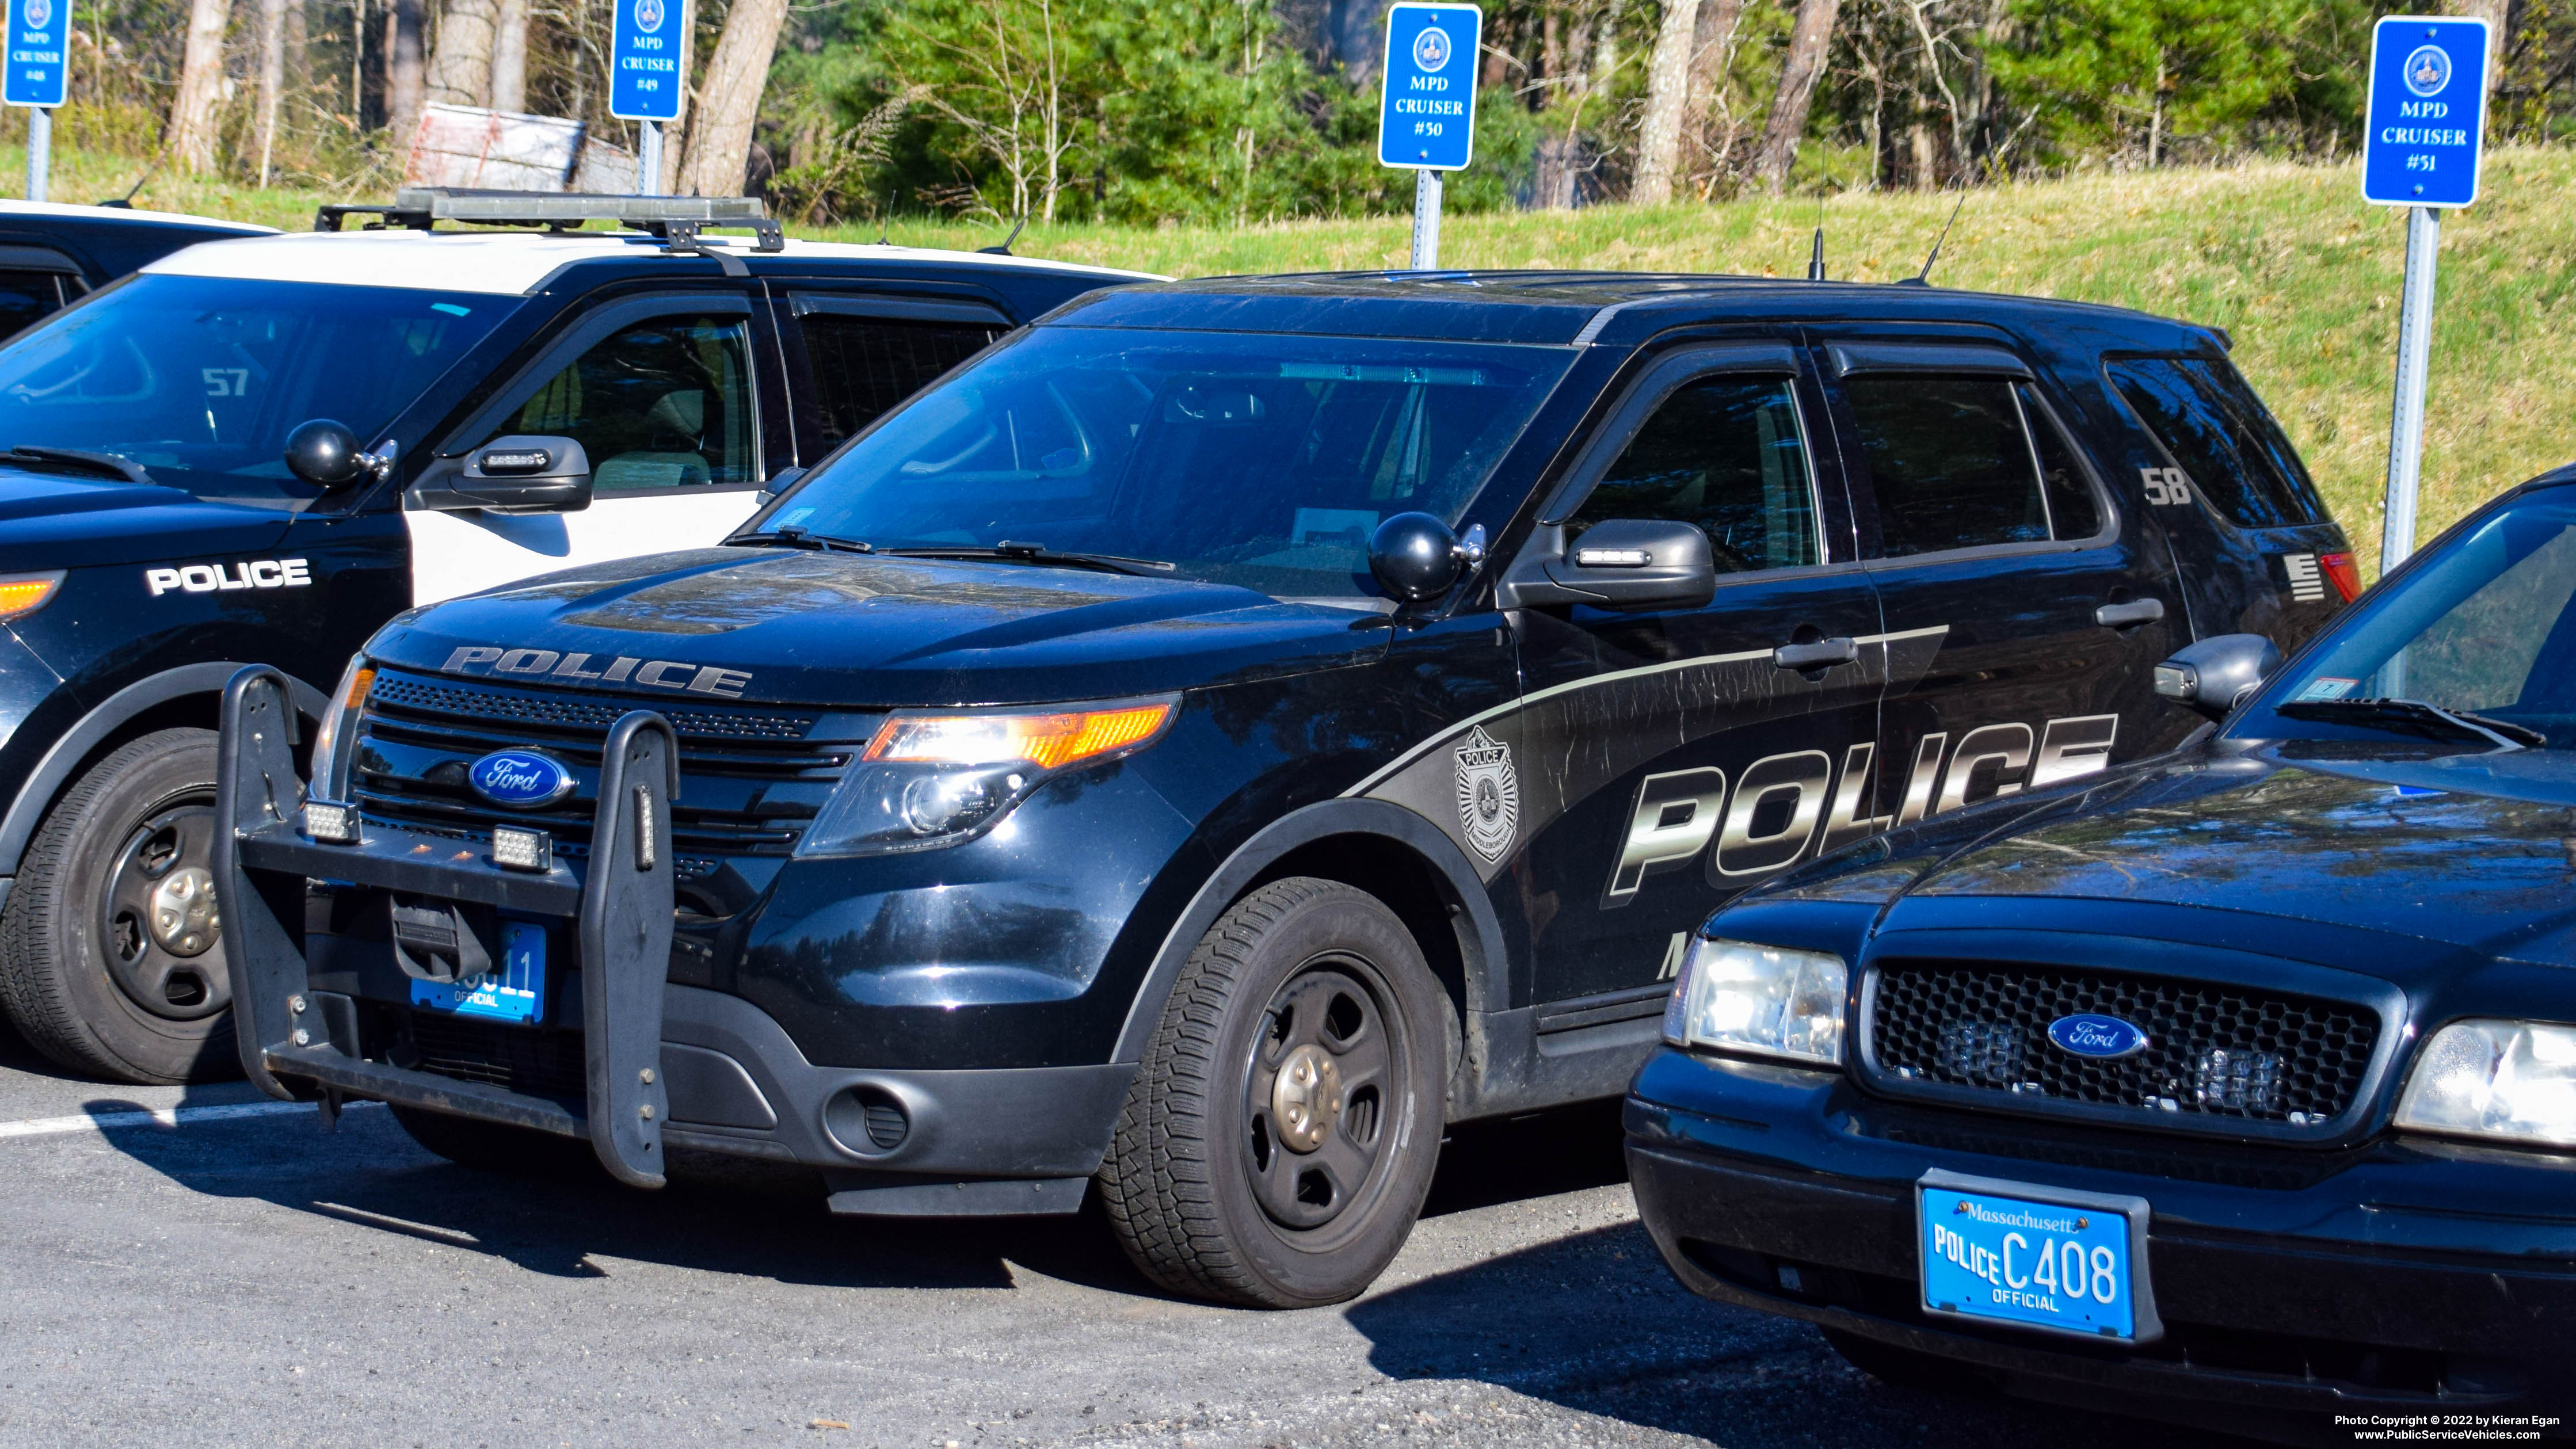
[1773,636,1859,670]
[2094,598,2167,629]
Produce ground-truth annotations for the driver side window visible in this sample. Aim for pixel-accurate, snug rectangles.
[482,314,757,491]
[1568,372,1821,573]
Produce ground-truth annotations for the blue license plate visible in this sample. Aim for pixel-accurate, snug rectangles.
[1918,1173,2151,1342]
[410,920,547,1025]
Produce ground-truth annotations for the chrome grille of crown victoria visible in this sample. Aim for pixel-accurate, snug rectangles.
[1863,959,2382,1129]
[350,668,877,876]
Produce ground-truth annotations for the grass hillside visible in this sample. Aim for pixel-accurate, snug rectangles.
[12,141,2576,575]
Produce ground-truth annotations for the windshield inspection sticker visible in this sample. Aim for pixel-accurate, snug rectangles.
[145,559,312,597]
[2296,677,2360,701]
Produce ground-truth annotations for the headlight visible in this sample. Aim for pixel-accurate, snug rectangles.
[1663,937,1848,1066]
[306,654,375,801]
[2395,1019,2576,1148]
[0,570,63,624]
[794,696,1176,857]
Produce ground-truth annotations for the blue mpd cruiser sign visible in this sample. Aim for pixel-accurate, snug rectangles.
[2362,14,2489,208]
[1377,2,1480,171]
[609,0,685,122]
[5,0,70,110]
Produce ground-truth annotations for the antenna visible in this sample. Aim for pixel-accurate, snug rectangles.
[1806,194,1826,281]
[978,215,1027,257]
[1910,189,1969,287]
[96,167,155,209]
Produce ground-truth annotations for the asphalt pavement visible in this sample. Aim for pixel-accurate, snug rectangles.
[0,1022,2198,1449]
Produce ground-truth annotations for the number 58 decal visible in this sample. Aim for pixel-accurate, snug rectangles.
[2140,467,2193,506]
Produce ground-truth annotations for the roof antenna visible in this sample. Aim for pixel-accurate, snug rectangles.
[1906,189,1969,287]
[97,167,155,209]
[1805,194,1826,281]
[978,215,1027,257]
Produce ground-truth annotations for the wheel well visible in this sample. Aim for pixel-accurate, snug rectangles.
[1245,833,1473,1024]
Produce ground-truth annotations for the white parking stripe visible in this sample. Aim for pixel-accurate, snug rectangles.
[0,1099,381,1140]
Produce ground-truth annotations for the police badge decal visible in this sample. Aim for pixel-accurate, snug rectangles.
[1453,726,1520,863]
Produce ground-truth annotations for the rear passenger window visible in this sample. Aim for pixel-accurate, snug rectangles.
[2105,356,2327,529]
[1568,373,1819,573]
[799,314,1001,447]
[1846,376,2107,556]
[0,270,67,341]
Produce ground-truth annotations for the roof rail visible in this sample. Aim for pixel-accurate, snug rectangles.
[313,189,784,255]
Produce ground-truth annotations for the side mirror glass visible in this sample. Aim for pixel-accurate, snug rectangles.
[1370,512,1475,601]
[413,436,595,514]
[2154,632,2282,720]
[283,419,372,487]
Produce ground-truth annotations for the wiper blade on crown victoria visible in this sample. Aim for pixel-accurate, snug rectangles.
[2274,696,2546,749]
[6,446,155,486]
[731,525,874,553]
[882,542,1178,577]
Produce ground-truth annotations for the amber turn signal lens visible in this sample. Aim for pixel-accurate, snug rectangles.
[863,700,1176,771]
[0,572,64,623]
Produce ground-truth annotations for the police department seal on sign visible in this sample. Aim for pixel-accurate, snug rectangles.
[25,0,51,30]
[1454,725,1519,863]
[634,0,666,32]
[2404,43,2450,97]
[1412,24,1453,73]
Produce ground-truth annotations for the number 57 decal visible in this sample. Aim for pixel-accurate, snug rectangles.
[202,368,250,398]
[2140,467,2192,506]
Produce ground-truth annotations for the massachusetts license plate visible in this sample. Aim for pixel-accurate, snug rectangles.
[410,920,547,1025]
[1917,1170,2153,1343]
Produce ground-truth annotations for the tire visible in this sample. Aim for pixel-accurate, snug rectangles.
[390,1105,603,1179]
[0,729,240,1084]
[1822,1328,1995,1394]
[1097,877,1447,1309]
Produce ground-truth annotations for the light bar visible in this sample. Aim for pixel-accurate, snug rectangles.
[394,188,772,225]
[491,825,553,873]
[302,800,359,844]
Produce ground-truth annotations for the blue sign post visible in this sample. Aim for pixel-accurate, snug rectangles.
[1377,2,1480,270]
[609,0,687,195]
[6,0,70,203]
[2362,16,2489,589]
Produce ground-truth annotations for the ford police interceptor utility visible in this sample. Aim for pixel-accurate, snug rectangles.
[0,199,273,341]
[214,270,2354,1309]
[0,190,1144,1084]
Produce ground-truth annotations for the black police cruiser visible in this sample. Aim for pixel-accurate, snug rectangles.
[214,271,2351,1308]
[0,189,1142,1083]
[0,199,272,340]
[1627,466,2576,1437]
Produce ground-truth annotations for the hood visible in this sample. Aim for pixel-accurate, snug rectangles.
[0,463,294,569]
[1877,747,2576,967]
[367,547,1393,708]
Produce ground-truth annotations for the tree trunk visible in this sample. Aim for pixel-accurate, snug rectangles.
[426,0,496,108]
[1676,0,1744,149]
[1747,0,1838,192]
[2447,0,2511,89]
[677,0,788,197]
[491,0,529,112]
[1630,0,1700,204]
[166,0,235,174]
[254,0,288,184]
[384,0,426,147]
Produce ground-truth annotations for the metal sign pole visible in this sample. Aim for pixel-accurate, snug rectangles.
[2381,203,2441,578]
[24,106,48,204]
[1410,167,1441,270]
[637,120,662,196]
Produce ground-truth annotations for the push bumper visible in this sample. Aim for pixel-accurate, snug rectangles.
[1624,1048,2576,1437]
[214,667,1131,1207]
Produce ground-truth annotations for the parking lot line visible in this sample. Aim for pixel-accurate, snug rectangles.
[0,1100,379,1140]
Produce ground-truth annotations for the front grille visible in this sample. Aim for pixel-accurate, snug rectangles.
[1866,959,2379,1127]
[406,1012,586,1101]
[352,669,873,865]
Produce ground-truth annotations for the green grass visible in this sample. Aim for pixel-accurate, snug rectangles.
[14,136,2576,575]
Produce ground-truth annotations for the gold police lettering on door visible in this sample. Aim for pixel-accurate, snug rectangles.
[439,645,754,699]
[144,559,313,597]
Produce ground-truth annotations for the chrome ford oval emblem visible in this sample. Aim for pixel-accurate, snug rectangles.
[466,749,574,809]
[2047,1013,2150,1059]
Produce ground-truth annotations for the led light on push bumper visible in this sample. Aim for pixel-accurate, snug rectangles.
[2395,1019,2576,1148]
[300,799,359,844]
[0,571,63,623]
[490,825,553,873]
[1663,937,1847,1066]
[794,697,1178,857]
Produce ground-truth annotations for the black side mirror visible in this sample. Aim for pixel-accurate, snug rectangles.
[1498,518,1717,611]
[410,436,595,514]
[1369,512,1484,601]
[283,419,374,487]
[2154,632,2282,719]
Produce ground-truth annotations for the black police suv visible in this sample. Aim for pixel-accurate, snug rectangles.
[214,270,2351,1309]
[1625,468,2576,1435]
[0,199,272,341]
[0,191,1142,1084]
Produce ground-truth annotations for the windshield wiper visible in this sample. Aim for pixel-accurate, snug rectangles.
[883,541,1178,577]
[731,525,873,554]
[6,446,155,486]
[2274,697,2545,749]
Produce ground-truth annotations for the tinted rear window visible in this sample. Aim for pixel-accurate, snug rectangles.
[2106,356,2328,529]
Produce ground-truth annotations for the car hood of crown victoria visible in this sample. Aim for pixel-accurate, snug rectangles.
[0,462,294,570]
[1850,747,2576,968]
[365,547,1396,708]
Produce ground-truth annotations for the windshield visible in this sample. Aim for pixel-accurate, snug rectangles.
[0,275,517,507]
[2234,495,2576,750]
[751,325,1575,599]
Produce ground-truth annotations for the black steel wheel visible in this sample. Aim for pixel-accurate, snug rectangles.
[1098,876,1447,1309]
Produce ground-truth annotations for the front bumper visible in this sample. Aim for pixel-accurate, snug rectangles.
[1624,1047,2576,1435]
[215,667,1130,1207]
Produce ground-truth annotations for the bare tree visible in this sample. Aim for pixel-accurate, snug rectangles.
[166,0,234,173]
[386,0,429,147]
[678,0,790,196]
[1748,0,1840,191]
[426,0,498,108]
[491,0,529,112]
[254,0,289,184]
[893,0,1073,222]
[1631,0,1702,204]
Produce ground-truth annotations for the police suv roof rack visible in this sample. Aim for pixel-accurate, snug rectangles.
[312,188,787,254]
